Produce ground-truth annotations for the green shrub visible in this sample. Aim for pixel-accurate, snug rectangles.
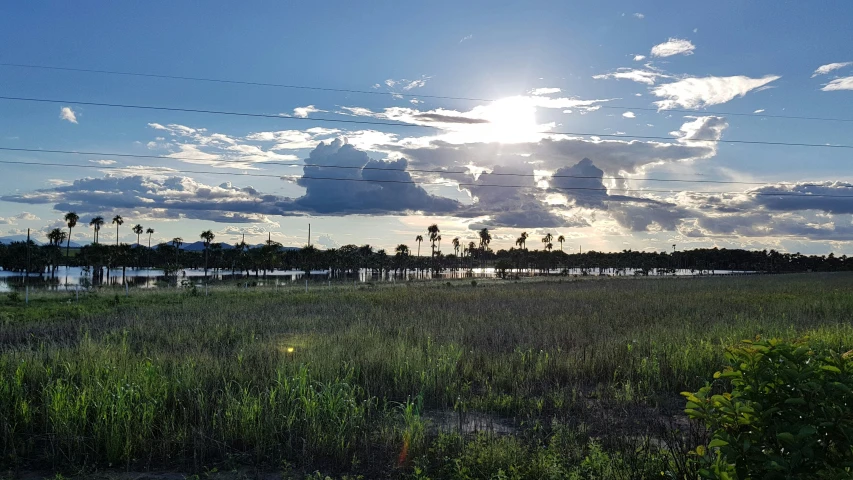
[683,338,853,479]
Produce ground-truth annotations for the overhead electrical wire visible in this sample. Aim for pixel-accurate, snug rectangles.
[0,146,833,187]
[2,61,851,122]
[1,157,851,199]
[1,95,851,149]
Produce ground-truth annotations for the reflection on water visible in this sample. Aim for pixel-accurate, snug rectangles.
[0,266,755,293]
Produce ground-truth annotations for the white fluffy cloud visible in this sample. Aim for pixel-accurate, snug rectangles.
[650,38,695,57]
[622,111,636,118]
[633,13,644,19]
[812,62,852,77]
[652,75,780,109]
[293,105,325,118]
[633,55,646,62]
[821,76,853,92]
[59,107,78,124]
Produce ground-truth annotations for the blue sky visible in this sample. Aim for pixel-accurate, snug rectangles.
[1,1,853,253]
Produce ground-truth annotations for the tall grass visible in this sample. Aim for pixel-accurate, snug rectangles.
[2,273,853,476]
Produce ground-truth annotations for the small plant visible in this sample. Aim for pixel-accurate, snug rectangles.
[6,291,21,303]
[683,337,853,479]
[470,280,477,287]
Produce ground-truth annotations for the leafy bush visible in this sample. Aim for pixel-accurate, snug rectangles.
[683,338,853,479]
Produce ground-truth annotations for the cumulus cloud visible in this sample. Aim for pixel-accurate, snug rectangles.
[753,109,765,113]
[650,38,695,57]
[622,111,636,118]
[652,75,780,109]
[812,62,852,77]
[88,159,117,166]
[633,55,646,61]
[59,107,78,124]
[592,68,670,85]
[821,76,853,91]
[293,105,325,118]
[633,12,645,19]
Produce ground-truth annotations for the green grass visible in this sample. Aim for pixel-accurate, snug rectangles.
[2,274,853,478]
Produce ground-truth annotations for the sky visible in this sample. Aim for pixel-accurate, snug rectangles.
[1,1,853,254]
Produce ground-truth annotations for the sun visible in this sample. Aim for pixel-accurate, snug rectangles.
[481,96,540,143]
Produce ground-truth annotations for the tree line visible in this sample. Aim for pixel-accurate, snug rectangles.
[1,214,851,279]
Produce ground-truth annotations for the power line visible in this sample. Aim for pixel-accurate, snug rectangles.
[2,61,851,123]
[0,146,826,187]
[1,95,852,149]
[1,157,852,199]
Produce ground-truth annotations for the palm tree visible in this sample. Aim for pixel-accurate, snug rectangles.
[145,227,155,268]
[63,211,78,264]
[395,244,409,255]
[47,228,66,246]
[200,229,215,276]
[478,228,491,251]
[89,216,104,244]
[515,236,524,249]
[132,224,144,247]
[172,237,183,266]
[436,235,442,255]
[427,224,440,257]
[557,235,565,252]
[520,231,529,250]
[543,233,553,249]
[112,215,124,246]
[415,235,423,257]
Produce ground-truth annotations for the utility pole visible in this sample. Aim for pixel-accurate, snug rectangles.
[307,223,311,247]
[25,228,30,283]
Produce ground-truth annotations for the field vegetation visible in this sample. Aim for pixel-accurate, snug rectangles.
[2,274,853,478]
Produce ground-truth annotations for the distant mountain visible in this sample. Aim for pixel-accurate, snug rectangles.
[0,236,44,245]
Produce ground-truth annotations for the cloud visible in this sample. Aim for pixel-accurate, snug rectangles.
[293,105,325,118]
[88,159,117,166]
[633,55,646,62]
[59,107,78,124]
[294,139,459,215]
[459,34,473,43]
[315,234,339,248]
[384,75,432,91]
[633,13,645,19]
[652,75,780,109]
[821,76,853,91]
[0,212,40,225]
[592,68,670,85]
[753,109,765,113]
[650,38,695,57]
[146,123,299,169]
[622,111,636,118]
[412,113,491,124]
[529,87,561,95]
[812,62,852,77]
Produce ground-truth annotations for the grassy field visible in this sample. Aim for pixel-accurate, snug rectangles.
[2,274,853,479]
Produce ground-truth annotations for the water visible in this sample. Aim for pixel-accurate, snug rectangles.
[0,266,756,293]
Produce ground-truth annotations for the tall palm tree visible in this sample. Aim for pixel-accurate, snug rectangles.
[415,235,423,257]
[132,224,144,247]
[515,236,524,249]
[520,231,529,250]
[478,228,491,251]
[452,237,460,257]
[145,227,155,268]
[200,229,215,276]
[557,235,565,252]
[543,233,553,249]
[172,237,183,266]
[427,224,440,257]
[89,216,104,244]
[63,211,78,264]
[112,215,124,246]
